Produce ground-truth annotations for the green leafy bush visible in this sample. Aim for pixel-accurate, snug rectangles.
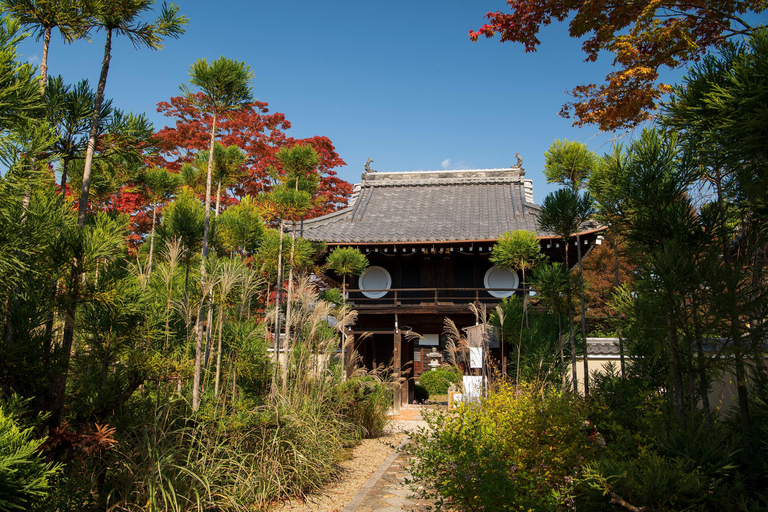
[413,383,429,402]
[418,366,462,396]
[407,382,596,511]
[581,367,747,510]
[332,376,391,438]
[579,451,718,511]
[0,397,59,511]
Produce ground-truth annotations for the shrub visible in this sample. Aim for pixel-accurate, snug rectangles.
[418,366,462,396]
[581,366,748,511]
[407,381,596,511]
[0,397,59,511]
[579,451,719,511]
[413,384,429,403]
[332,376,391,438]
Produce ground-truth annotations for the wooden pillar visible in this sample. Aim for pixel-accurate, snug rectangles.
[405,335,415,404]
[393,329,402,415]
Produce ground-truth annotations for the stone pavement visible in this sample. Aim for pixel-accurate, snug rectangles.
[342,406,433,512]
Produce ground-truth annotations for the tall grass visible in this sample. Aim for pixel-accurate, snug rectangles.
[86,275,388,511]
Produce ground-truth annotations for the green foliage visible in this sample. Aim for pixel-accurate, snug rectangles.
[223,319,271,396]
[183,56,253,116]
[413,383,429,402]
[408,382,595,511]
[253,228,315,280]
[215,195,264,256]
[1,0,86,46]
[544,139,597,191]
[159,186,205,259]
[533,261,579,318]
[326,246,368,291]
[332,376,392,439]
[490,229,541,275]
[418,365,462,396]
[0,397,59,511]
[91,389,356,511]
[181,142,247,194]
[263,186,312,220]
[581,369,748,510]
[665,28,768,214]
[275,143,321,193]
[537,188,594,257]
[319,287,343,307]
[580,451,717,511]
[263,143,321,221]
[491,299,564,383]
[141,166,183,203]
[0,15,42,130]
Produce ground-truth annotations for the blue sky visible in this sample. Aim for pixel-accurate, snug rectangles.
[15,1,707,204]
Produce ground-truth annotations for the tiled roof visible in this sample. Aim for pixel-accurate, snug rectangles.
[300,167,545,244]
[586,338,621,356]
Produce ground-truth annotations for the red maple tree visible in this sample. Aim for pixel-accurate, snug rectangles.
[151,94,351,218]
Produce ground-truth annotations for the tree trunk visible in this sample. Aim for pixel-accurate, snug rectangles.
[204,297,213,369]
[192,114,217,411]
[695,325,712,439]
[215,181,222,216]
[570,309,577,394]
[559,314,566,392]
[272,220,285,390]
[564,238,577,393]
[148,204,157,275]
[732,324,752,448]
[39,27,51,94]
[214,305,224,398]
[50,261,81,427]
[517,268,525,384]
[183,256,190,317]
[164,267,173,352]
[282,223,297,394]
[615,235,625,377]
[78,28,112,228]
[668,315,686,428]
[58,156,71,202]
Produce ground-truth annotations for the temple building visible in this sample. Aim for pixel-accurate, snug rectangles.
[300,163,601,404]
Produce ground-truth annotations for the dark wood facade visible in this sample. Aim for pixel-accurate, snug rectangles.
[336,235,600,404]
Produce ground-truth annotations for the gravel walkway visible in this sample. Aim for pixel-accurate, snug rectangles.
[274,406,431,512]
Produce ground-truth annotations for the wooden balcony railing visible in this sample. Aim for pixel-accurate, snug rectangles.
[347,287,523,309]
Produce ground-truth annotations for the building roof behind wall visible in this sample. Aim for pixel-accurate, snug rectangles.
[300,167,546,244]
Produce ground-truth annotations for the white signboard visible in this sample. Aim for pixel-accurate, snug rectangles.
[463,376,485,401]
[469,347,483,368]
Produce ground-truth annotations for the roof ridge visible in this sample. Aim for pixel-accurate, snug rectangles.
[361,168,525,186]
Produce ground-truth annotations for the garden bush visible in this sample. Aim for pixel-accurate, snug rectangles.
[407,381,597,511]
[579,368,766,511]
[418,365,462,396]
[413,383,429,403]
[0,397,59,511]
[332,376,391,438]
[579,451,721,511]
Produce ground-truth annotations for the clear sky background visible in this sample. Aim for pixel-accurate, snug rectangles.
[14,0,712,204]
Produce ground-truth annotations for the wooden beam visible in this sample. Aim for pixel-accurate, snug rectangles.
[393,329,402,414]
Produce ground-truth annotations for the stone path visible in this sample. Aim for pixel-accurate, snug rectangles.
[342,407,433,512]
